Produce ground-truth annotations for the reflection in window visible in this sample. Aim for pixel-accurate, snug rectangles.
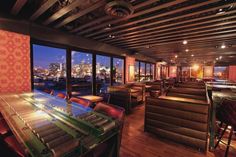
[214,66,228,80]
[71,51,92,96]
[135,61,139,81]
[113,58,124,85]
[96,55,111,93]
[146,63,151,81]
[140,62,145,81]
[33,44,66,94]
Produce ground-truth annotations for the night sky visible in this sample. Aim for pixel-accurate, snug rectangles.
[33,44,123,69]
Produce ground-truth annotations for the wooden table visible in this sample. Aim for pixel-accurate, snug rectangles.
[78,95,103,103]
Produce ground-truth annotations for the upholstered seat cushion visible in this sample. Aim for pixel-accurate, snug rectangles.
[0,119,10,135]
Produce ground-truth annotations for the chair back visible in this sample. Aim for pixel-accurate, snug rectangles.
[216,98,236,129]
[43,89,54,95]
[56,93,66,99]
[70,97,91,107]
[94,102,125,123]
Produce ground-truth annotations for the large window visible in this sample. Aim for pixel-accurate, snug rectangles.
[135,60,155,82]
[135,61,139,81]
[96,55,111,94]
[146,63,151,81]
[71,51,92,96]
[33,44,66,94]
[113,58,124,85]
[140,62,145,81]
[33,43,125,96]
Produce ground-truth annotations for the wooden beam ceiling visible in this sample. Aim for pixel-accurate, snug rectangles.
[2,0,236,63]
[54,1,106,28]
[30,0,58,21]
[10,0,27,15]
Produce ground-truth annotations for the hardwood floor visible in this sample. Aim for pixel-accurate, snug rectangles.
[120,105,236,157]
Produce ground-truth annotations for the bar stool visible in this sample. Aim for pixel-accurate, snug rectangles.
[0,118,11,137]
[4,136,26,157]
[70,97,91,107]
[93,102,125,157]
[56,93,66,99]
[43,89,54,95]
[215,98,236,157]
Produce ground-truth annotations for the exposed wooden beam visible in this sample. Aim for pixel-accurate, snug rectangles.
[43,0,83,25]
[112,21,236,46]
[96,2,235,41]
[10,0,28,15]
[78,0,186,36]
[120,32,236,49]
[100,9,236,42]
[70,0,161,33]
[30,0,58,21]
[54,1,106,28]
[85,0,221,38]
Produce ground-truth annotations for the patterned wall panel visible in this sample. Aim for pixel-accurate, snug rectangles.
[0,29,31,93]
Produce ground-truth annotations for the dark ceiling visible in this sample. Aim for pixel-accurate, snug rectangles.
[1,0,236,65]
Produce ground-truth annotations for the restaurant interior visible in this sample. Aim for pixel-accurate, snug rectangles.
[0,0,236,157]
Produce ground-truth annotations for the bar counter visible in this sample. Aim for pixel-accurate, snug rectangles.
[0,91,119,157]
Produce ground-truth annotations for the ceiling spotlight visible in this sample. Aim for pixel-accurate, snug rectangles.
[183,40,188,45]
[191,54,194,57]
[219,56,222,59]
[221,44,226,49]
[175,55,178,58]
[216,57,219,60]
[185,49,189,52]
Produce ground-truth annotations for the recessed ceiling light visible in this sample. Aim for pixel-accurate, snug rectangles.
[185,49,189,52]
[221,44,226,49]
[183,40,188,45]
[191,54,194,57]
[175,55,178,58]
[216,58,219,60]
[219,56,222,59]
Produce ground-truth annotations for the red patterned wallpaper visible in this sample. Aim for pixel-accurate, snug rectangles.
[0,29,31,93]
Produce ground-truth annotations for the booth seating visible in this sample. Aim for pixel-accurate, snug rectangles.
[176,82,205,89]
[146,81,163,97]
[108,86,143,114]
[164,78,176,89]
[145,96,209,151]
[124,83,145,102]
[90,102,125,157]
[167,87,207,101]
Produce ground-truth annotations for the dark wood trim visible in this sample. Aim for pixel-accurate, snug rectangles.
[66,48,72,99]
[124,58,126,84]
[92,53,96,95]
[110,57,113,86]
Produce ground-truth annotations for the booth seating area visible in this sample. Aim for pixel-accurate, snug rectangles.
[107,84,144,114]
[145,95,209,151]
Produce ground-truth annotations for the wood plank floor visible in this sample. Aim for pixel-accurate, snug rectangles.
[120,105,236,157]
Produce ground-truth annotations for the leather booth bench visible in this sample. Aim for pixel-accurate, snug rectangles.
[145,96,209,152]
[167,87,207,101]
